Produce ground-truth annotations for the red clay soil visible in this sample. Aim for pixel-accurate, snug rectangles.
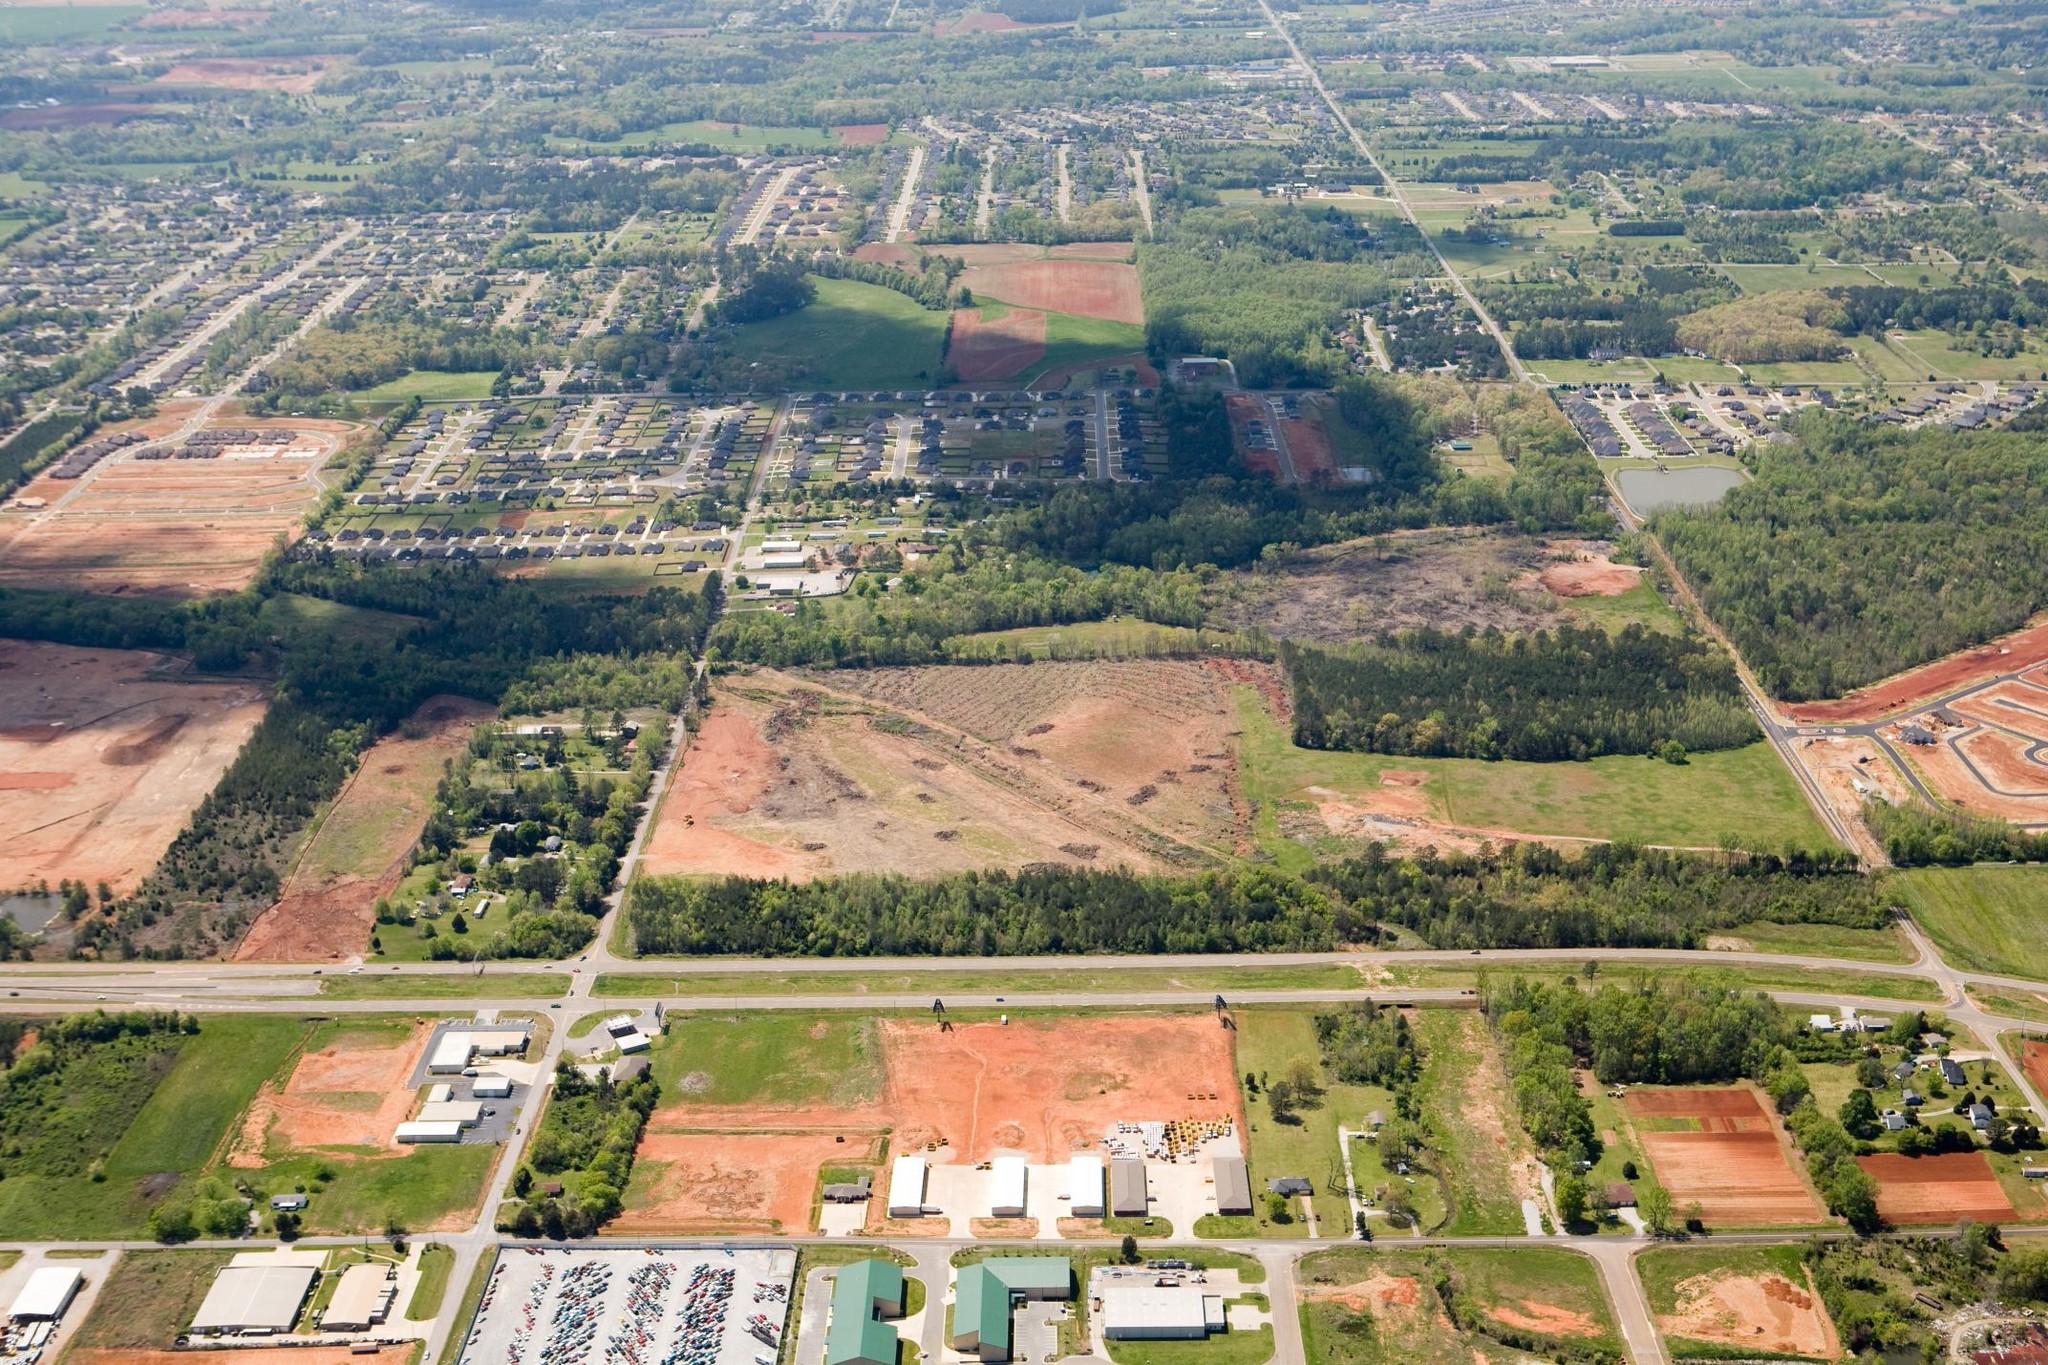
[1901,739,2048,823]
[1627,1087,1822,1225]
[74,1353,380,1365]
[639,706,817,879]
[1538,558,1645,598]
[1049,242,1138,261]
[934,10,1035,32]
[228,1022,429,1163]
[959,260,1143,326]
[2026,1042,2048,1110]
[834,123,890,144]
[1956,728,2048,792]
[1784,618,2048,724]
[156,57,336,92]
[615,1132,862,1235]
[1625,1087,1774,1126]
[1278,417,1336,480]
[1857,1152,2016,1224]
[1488,1302,1601,1337]
[950,307,1048,382]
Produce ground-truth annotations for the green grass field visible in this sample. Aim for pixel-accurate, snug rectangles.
[1021,312,1147,384]
[315,971,569,1000]
[355,370,502,402]
[257,592,421,649]
[1708,919,1912,963]
[1410,1011,1533,1236]
[0,3,144,40]
[1894,865,2048,979]
[1297,1246,1619,1365]
[647,1013,883,1108]
[596,963,1370,997]
[726,278,949,389]
[0,171,51,201]
[64,1249,238,1353]
[408,1244,456,1320]
[1231,687,1833,867]
[1233,1008,1385,1238]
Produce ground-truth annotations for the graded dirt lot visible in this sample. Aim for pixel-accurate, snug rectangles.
[0,639,266,895]
[156,57,338,91]
[1856,1151,2016,1224]
[1783,618,2048,724]
[1626,1087,1823,1226]
[2027,1041,2048,1107]
[228,1021,429,1162]
[236,696,495,962]
[642,663,1243,880]
[1211,529,1562,644]
[950,306,1047,381]
[833,122,889,143]
[1527,541,1646,598]
[0,421,343,594]
[958,258,1144,326]
[1659,1270,1840,1358]
[1488,1301,1601,1337]
[616,1132,857,1235]
[632,1014,1243,1230]
[73,1352,379,1365]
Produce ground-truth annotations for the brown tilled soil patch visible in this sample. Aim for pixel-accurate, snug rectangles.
[0,639,265,897]
[1897,735,2048,824]
[1488,1301,1599,1337]
[934,9,1037,31]
[1783,617,2048,724]
[2028,1042,2048,1110]
[1856,1151,2016,1224]
[951,306,1047,382]
[640,705,818,879]
[236,695,494,962]
[229,1023,428,1164]
[156,57,339,92]
[1955,726,2048,792]
[73,1352,378,1365]
[616,1132,860,1234]
[1659,1270,1840,1358]
[834,122,889,144]
[958,259,1143,326]
[1627,1087,1821,1225]
[1278,416,1336,481]
[1534,549,1645,598]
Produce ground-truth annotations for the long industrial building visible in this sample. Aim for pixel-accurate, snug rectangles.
[190,1263,318,1336]
[1068,1156,1105,1217]
[1099,1286,1225,1341]
[887,1155,929,1218]
[989,1157,1028,1218]
[1211,1155,1252,1216]
[7,1267,83,1323]
[1109,1158,1148,1217]
[427,1024,531,1075]
[319,1263,396,1332]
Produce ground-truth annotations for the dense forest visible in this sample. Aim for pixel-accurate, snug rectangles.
[629,842,1879,957]
[1655,418,2048,700]
[1282,624,1756,762]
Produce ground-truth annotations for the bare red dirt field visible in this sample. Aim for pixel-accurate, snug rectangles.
[1899,737,2048,824]
[834,122,889,144]
[236,696,494,962]
[228,1022,429,1163]
[615,1132,864,1234]
[1857,1152,2016,1224]
[0,640,265,896]
[950,306,1048,381]
[1533,542,1645,598]
[1489,1302,1601,1337]
[1659,1270,1840,1359]
[75,1352,382,1365]
[934,10,1035,32]
[1277,416,1336,480]
[156,57,339,92]
[639,707,818,879]
[959,259,1143,326]
[1627,1087,1823,1225]
[1784,618,2048,724]
[2026,1042,2048,1107]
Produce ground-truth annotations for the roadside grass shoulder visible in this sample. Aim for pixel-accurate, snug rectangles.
[407,1243,456,1320]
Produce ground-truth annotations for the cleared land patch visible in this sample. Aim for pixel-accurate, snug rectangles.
[959,258,1143,325]
[1624,1086,1822,1226]
[236,695,495,962]
[1297,1246,1621,1364]
[1782,617,2048,725]
[1856,1151,2015,1225]
[1641,1244,1840,1361]
[0,639,265,896]
[616,1131,866,1235]
[226,1018,429,1161]
[949,305,1047,381]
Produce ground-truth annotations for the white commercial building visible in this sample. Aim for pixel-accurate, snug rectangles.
[319,1263,396,1332]
[416,1100,483,1125]
[1098,1287,1224,1340]
[428,1025,531,1074]
[1067,1156,1105,1217]
[887,1155,929,1218]
[395,1120,465,1144]
[989,1157,1027,1218]
[473,1074,514,1098]
[8,1267,83,1322]
[191,1264,318,1336]
[616,1031,652,1055]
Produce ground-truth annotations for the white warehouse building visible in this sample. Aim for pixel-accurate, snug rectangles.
[887,1155,929,1219]
[989,1157,1027,1218]
[1067,1156,1105,1217]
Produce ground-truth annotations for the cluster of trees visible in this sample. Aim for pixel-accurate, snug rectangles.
[630,841,1880,958]
[502,1059,659,1237]
[809,250,966,310]
[266,305,539,397]
[1673,291,1849,365]
[1806,1233,2048,1359]
[1282,624,1756,763]
[0,1011,197,1185]
[1784,1102,1883,1232]
[1865,799,2048,867]
[1315,1000,1421,1089]
[713,253,814,326]
[499,652,704,717]
[1656,419,2048,700]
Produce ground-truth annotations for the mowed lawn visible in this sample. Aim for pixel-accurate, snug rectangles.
[647,1014,884,1110]
[1231,688,1833,864]
[725,278,949,389]
[1027,312,1146,382]
[1894,865,2048,978]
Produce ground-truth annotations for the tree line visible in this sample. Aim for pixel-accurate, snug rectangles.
[1282,623,1756,763]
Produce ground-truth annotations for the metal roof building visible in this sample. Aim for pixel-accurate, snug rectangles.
[1109,1158,1148,1217]
[825,1260,903,1365]
[8,1267,83,1322]
[395,1120,465,1144]
[473,1074,514,1098]
[318,1263,395,1332]
[1068,1156,1104,1217]
[1099,1287,1223,1340]
[1211,1155,1252,1216]
[950,1259,1071,1362]
[887,1155,929,1218]
[989,1157,1027,1218]
[416,1100,482,1125]
[190,1264,318,1336]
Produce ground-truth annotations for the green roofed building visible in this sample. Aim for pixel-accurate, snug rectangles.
[949,1258,1072,1363]
[827,1261,906,1365]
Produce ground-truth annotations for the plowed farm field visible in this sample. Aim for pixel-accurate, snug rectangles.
[0,639,266,895]
[639,662,1245,881]
[949,305,1047,381]
[958,258,1143,325]
[1626,1087,1823,1226]
[1856,1151,2016,1224]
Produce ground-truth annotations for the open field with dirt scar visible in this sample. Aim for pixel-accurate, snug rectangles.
[0,638,266,895]
[1855,1151,2016,1225]
[0,420,346,595]
[227,1019,431,1161]
[639,662,1246,880]
[236,696,495,962]
[155,56,341,91]
[1641,1245,1841,1360]
[1624,1086,1824,1226]
[958,257,1143,325]
[615,1131,865,1235]
[1782,617,2048,724]
[949,305,1047,381]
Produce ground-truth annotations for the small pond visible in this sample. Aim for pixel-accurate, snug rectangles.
[1,893,61,934]
[1614,464,1747,515]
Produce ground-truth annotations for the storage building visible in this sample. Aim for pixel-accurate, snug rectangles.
[1068,1156,1105,1217]
[1099,1287,1223,1341]
[989,1157,1028,1218]
[472,1074,514,1098]
[950,1259,1071,1362]
[616,1031,652,1055]
[416,1101,483,1126]
[1211,1155,1252,1216]
[428,1025,531,1074]
[1109,1158,1148,1217]
[887,1155,929,1218]
[319,1263,395,1332]
[190,1264,318,1336]
[824,1260,903,1365]
[426,1084,453,1104]
[395,1120,465,1144]
[605,1014,639,1036]
[8,1267,83,1322]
